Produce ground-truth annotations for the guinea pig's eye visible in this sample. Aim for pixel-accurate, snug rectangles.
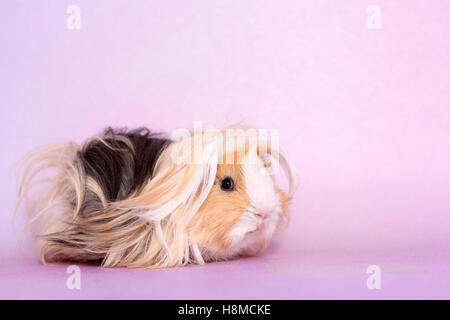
[220,177,235,191]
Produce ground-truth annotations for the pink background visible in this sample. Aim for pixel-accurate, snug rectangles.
[0,1,449,299]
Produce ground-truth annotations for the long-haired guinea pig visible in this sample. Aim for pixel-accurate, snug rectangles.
[17,126,298,269]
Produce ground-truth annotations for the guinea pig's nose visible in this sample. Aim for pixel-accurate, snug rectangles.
[254,212,267,219]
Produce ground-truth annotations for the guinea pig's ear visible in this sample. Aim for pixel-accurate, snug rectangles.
[112,136,219,266]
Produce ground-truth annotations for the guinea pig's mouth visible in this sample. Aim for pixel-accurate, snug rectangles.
[247,221,266,235]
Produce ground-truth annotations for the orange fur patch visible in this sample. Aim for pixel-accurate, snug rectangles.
[275,188,292,234]
[189,159,249,252]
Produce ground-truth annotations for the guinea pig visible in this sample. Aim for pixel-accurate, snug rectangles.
[17,126,298,269]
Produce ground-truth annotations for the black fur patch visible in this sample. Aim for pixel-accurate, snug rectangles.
[76,127,171,212]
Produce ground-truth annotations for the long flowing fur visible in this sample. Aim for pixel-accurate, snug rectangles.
[17,127,297,269]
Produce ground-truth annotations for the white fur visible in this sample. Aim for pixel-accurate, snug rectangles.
[225,150,282,257]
